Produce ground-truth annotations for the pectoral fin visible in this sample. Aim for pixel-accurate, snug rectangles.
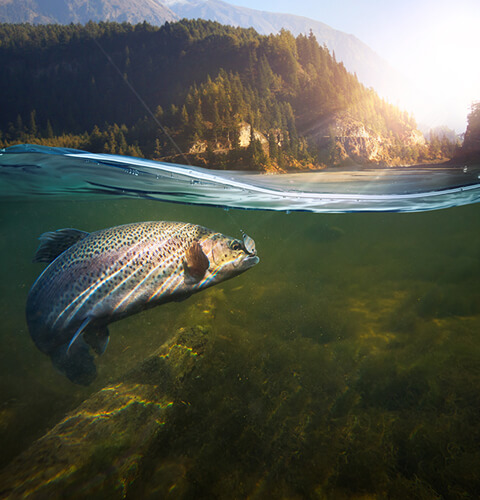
[67,316,92,354]
[184,241,209,284]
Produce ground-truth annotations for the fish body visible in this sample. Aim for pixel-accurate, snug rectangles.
[26,221,259,385]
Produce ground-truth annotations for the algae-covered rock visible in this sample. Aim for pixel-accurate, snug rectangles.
[0,326,209,500]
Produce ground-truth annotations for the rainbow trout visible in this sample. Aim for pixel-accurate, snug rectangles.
[26,221,259,385]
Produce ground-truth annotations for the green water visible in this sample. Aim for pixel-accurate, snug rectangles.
[1,198,480,498]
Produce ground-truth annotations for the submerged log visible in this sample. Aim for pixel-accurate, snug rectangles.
[0,325,209,499]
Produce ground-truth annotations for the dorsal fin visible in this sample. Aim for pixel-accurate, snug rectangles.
[33,228,90,263]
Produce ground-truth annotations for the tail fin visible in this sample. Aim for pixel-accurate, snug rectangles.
[50,339,97,386]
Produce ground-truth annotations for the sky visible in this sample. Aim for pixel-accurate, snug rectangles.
[228,0,480,132]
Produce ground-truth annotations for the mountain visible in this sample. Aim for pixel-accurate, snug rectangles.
[162,0,401,97]
[0,20,450,170]
[0,0,402,102]
[0,0,177,25]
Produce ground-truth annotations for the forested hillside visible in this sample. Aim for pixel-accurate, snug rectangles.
[457,102,480,162]
[0,20,455,169]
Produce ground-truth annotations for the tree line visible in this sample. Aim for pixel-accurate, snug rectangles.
[0,20,457,169]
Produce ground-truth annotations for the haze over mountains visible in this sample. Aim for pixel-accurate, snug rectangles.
[0,0,403,108]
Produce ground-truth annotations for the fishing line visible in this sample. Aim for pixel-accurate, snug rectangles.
[91,30,248,236]
[225,209,249,238]
[91,36,191,166]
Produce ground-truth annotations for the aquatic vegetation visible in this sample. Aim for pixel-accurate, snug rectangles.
[0,325,207,498]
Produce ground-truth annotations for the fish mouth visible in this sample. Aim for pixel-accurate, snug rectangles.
[232,253,259,271]
[243,255,260,267]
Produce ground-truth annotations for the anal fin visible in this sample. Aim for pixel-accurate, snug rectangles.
[51,340,97,386]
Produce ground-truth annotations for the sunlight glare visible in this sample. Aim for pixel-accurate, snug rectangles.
[398,12,480,131]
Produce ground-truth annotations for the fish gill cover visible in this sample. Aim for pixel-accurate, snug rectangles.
[0,144,479,213]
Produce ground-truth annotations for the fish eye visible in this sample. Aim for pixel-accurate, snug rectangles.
[229,240,243,251]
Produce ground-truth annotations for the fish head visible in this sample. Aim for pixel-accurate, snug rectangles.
[195,232,259,286]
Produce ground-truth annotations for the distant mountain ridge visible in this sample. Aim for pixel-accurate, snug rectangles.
[0,0,176,25]
[0,0,401,101]
[163,0,399,94]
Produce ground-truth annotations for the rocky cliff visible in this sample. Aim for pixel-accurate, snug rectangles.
[181,115,427,171]
[299,114,426,167]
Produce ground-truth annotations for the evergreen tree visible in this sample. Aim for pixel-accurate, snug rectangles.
[45,120,54,138]
[463,101,480,154]
[29,110,38,136]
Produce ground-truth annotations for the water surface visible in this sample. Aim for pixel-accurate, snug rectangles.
[2,144,480,212]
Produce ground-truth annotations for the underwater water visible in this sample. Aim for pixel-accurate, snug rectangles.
[1,146,480,498]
